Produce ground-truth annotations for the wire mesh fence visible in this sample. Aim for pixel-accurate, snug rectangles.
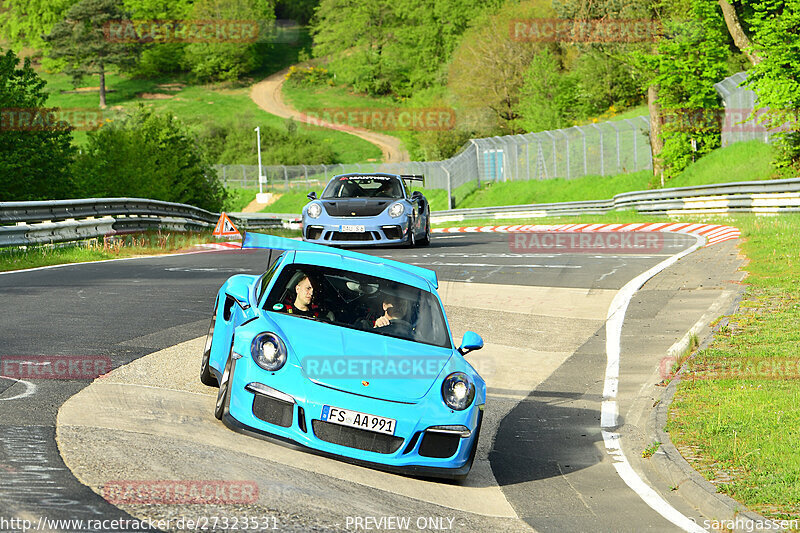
[215,116,653,195]
[714,71,770,147]
[217,71,773,204]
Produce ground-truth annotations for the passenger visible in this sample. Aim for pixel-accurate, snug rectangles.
[373,296,411,329]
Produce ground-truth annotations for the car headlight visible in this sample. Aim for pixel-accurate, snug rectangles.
[441,372,475,411]
[307,203,322,219]
[388,202,405,218]
[251,332,287,371]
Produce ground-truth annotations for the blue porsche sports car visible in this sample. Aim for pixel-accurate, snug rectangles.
[301,173,431,247]
[201,233,485,479]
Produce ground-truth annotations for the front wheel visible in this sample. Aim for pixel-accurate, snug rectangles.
[214,355,233,420]
[406,223,416,248]
[418,218,431,246]
[200,306,218,387]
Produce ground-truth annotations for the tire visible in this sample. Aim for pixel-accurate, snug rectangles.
[406,222,416,248]
[214,355,233,420]
[418,217,431,246]
[200,306,218,387]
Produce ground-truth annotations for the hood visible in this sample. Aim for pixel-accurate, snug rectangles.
[268,312,453,403]
[321,199,394,217]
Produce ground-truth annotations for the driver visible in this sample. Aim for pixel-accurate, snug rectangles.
[373,296,410,329]
[284,273,321,318]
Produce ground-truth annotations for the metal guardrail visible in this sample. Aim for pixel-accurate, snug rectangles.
[430,178,800,223]
[0,198,284,248]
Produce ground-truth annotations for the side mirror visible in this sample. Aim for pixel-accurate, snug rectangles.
[411,190,422,199]
[307,191,317,200]
[458,331,483,356]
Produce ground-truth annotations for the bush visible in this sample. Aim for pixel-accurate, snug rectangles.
[284,65,332,87]
[73,106,226,212]
[197,114,337,165]
[0,49,77,201]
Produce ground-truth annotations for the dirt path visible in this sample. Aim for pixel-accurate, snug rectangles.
[249,67,410,163]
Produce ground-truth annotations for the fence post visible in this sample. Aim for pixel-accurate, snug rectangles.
[302,165,309,186]
[322,164,328,181]
[283,165,288,188]
[609,121,621,174]
[558,129,570,179]
[470,140,481,187]
[443,165,452,209]
[573,125,587,177]
[543,131,556,177]
[591,123,604,176]
[623,119,638,172]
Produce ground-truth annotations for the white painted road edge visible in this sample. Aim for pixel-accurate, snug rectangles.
[601,232,708,533]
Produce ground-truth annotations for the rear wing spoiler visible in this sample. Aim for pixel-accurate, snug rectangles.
[242,232,439,289]
[400,174,425,187]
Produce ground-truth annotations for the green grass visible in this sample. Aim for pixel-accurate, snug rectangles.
[431,209,800,521]
[224,187,258,212]
[668,140,777,187]
[0,229,301,272]
[38,67,381,163]
[665,214,800,521]
[458,170,652,208]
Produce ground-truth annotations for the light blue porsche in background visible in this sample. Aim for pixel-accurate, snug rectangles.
[301,173,432,247]
[200,233,485,480]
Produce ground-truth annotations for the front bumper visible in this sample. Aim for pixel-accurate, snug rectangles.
[222,358,482,479]
[302,216,410,247]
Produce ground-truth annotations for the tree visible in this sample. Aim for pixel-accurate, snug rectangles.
[740,0,800,174]
[43,0,140,108]
[0,48,77,201]
[448,2,554,134]
[312,0,497,96]
[182,0,274,82]
[0,0,78,57]
[517,47,577,132]
[73,106,226,212]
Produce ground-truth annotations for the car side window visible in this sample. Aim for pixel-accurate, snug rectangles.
[256,256,282,303]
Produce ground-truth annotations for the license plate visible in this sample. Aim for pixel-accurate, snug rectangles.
[321,405,396,435]
[340,225,365,233]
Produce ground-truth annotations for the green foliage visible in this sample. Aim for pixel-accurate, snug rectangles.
[448,1,554,134]
[0,48,77,201]
[0,0,78,56]
[73,105,226,211]
[181,0,273,82]
[649,1,730,180]
[518,47,577,132]
[275,0,319,25]
[745,0,800,175]
[196,113,337,165]
[312,0,498,96]
[43,0,141,107]
[284,64,332,87]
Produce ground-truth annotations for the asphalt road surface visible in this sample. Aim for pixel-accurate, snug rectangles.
[0,232,744,533]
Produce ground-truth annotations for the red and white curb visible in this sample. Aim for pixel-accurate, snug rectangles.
[434,223,740,247]
[194,241,242,251]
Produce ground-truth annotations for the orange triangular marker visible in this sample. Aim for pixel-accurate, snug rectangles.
[212,212,241,238]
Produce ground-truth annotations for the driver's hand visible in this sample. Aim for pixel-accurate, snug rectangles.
[374,315,390,328]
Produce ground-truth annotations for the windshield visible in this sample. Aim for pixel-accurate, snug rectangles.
[321,176,404,199]
[264,263,451,349]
